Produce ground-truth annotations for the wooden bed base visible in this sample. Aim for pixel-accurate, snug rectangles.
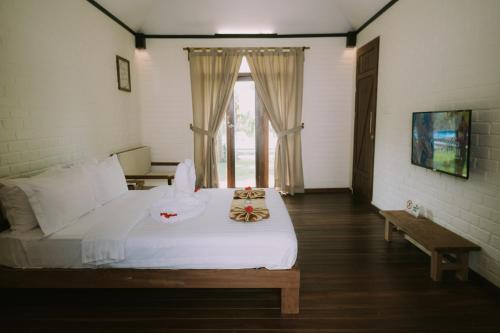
[0,266,300,314]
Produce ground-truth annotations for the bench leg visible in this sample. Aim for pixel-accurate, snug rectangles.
[384,219,393,242]
[281,288,299,314]
[455,253,469,281]
[430,251,443,282]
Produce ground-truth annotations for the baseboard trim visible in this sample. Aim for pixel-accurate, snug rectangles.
[470,269,500,294]
[304,188,351,194]
[371,203,382,213]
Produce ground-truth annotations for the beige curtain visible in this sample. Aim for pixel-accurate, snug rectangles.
[189,48,243,188]
[245,48,305,194]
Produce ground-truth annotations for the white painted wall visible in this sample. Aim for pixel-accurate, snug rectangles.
[136,38,356,188]
[0,0,140,177]
[358,0,500,286]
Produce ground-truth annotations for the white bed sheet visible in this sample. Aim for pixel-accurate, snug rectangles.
[0,188,297,270]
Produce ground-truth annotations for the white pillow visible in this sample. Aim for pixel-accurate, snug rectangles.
[83,155,128,205]
[0,168,68,233]
[18,166,98,236]
[0,184,38,232]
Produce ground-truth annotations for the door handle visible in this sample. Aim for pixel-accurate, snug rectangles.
[369,112,372,134]
[369,112,374,140]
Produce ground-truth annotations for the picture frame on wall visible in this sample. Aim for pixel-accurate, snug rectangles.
[116,55,131,92]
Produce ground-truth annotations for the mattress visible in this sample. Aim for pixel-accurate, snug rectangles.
[0,188,297,270]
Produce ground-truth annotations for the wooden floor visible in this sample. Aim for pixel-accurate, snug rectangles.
[2,193,500,332]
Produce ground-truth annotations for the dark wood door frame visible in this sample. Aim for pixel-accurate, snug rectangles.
[352,37,379,202]
[226,95,236,188]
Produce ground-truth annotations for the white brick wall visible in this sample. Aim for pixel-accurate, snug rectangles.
[136,38,356,188]
[358,0,500,286]
[0,0,141,178]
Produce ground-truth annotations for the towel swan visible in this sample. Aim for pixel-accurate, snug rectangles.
[149,159,208,223]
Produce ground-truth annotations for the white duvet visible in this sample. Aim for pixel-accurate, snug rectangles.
[0,187,297,270]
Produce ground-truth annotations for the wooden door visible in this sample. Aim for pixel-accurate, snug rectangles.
[352,37,379,202]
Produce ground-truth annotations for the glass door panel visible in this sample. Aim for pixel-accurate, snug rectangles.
[216,113,228,188]
[234,81,256,188]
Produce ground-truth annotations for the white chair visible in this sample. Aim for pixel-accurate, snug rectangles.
[114,146,177,188]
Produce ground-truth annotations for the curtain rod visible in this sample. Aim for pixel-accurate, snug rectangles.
[183,47,310,51]
[189,123,305,129]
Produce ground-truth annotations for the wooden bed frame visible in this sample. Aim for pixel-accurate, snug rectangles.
[0,266,300,314]
[0,163,299,313]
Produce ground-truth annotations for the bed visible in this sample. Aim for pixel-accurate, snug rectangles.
[0,185,300,314]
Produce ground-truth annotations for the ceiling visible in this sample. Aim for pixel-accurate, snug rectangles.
[93,0,392,35]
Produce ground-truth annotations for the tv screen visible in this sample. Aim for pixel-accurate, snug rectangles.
[411,110,471,179]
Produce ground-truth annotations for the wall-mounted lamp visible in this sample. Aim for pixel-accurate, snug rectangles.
[346,31,357,48]
[135,33,146,49]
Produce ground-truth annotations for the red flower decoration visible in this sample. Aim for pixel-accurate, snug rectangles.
[244,205,254,213]
[160,212,178,219]
[244,186,252,191]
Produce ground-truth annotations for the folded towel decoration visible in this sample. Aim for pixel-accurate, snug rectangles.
[174,159,196,195]
[149,159,208,223]
[234,189,266,200]
[229,204,270,222]
[230,188,270,222]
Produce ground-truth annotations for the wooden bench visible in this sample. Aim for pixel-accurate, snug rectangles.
[380,210,480,282]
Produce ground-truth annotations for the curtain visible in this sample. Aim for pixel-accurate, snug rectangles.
[245,48,305,194]
[189,48,243,188]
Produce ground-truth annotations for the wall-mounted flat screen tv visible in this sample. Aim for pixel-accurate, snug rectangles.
[411,110,471,179]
